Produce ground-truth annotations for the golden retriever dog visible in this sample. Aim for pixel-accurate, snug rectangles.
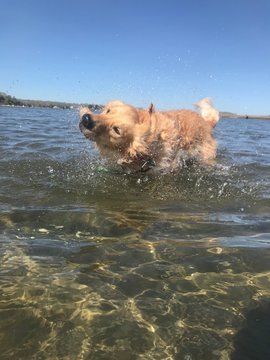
[79,98,219,172]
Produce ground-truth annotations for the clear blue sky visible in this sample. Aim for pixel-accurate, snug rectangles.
[1,0,270,114]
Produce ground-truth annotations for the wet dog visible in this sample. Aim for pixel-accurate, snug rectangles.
[79,98,219,172]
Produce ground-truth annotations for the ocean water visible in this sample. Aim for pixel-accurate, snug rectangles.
[0,106,270,359]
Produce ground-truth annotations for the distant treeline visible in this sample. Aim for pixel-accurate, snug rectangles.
[0,92,103,111]
[0,92,24,106]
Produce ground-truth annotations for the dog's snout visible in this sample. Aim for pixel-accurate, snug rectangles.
[81,114,96,130]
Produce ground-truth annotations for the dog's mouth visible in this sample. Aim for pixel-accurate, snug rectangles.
[79,122,96,140]
[79,121,93,136]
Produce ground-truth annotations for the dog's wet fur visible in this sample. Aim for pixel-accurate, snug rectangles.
[79,98,219,172]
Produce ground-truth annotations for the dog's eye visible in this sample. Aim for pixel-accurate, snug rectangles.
[112,126,121,135]
[106,108,110,114]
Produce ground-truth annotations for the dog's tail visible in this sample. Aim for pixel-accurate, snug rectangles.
[194,98,219,128]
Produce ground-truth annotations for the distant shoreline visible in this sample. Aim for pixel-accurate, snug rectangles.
[0,92,102,111]
[221,113,270,120]
[0,102,102,111]
[1,92,269,119]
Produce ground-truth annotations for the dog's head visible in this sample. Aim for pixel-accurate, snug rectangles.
[79,101,153,164]
[80,101,140,149]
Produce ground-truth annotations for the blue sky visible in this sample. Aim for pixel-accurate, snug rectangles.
[1,0,270,114]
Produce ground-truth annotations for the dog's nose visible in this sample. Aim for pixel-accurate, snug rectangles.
[81,114,96,130]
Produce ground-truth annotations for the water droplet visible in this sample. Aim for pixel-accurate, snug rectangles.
[47,166,54,174]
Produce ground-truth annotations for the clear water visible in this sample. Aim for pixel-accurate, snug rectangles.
[0,107,270,359]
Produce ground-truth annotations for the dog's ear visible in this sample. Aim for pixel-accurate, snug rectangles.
[148,103,155,114]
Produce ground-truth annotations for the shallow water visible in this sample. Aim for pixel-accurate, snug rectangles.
[0,107,270,359]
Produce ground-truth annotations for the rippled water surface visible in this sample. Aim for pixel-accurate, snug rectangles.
[0,107,270,359]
